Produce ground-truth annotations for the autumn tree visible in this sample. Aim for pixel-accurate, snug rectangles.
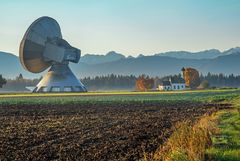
[135,75,154,91]
[182,67,200,89]
[0,75,7,88]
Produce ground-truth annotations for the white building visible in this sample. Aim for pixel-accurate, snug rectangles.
[158,78,186,91]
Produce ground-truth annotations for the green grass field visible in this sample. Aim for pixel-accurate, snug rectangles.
[207,110,240,161]
[206,98,240,161]
[0,89,239,106]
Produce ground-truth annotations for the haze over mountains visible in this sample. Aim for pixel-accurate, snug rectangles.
[1,47,240,79]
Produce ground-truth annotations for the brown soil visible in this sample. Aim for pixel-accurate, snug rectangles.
[0,102,231,161]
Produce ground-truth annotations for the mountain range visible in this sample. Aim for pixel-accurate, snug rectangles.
[1,47,240,79]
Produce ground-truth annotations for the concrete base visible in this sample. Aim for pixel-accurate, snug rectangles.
[33,64,87,92]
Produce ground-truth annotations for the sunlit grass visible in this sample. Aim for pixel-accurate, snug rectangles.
[143,113,219,161]
[0,88,238,98]
[206,108,240,161]
[140,91,240,161]
[0,89,239,106]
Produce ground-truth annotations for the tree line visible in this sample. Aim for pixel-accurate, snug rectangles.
[81,74,137,90]
[200,72,240,88]
[1,73,240,91]
[0,74,40,91]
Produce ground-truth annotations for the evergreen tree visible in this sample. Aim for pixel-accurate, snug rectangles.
[0,75,7,88]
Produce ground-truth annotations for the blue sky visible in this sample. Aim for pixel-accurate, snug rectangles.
[0,0,240,56]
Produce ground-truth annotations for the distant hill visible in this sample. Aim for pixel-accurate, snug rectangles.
[1,47,240,79]
[155,49,222,59]
[155,47,240,59]
[0,51,36,78]
[200,51,240,74]
[71,56,206,77]
[79,52,240,77]
[72,47,240,77]
[80,51,125,65]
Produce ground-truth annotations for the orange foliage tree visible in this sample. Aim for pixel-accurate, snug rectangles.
[135,75,154,91]
[182,67,200,89]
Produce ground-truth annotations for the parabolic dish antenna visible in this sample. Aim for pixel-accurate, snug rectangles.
[19,16,87,92]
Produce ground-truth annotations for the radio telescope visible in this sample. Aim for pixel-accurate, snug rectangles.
[19,16,87,92]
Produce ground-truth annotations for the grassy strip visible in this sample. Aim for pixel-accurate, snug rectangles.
[141,97,239,161]
[206,102,240,160]
[0,89,239,106]
[142,113,219,161]
[0,88,238,98]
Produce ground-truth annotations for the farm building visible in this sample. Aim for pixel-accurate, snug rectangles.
[158,77,186,91]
